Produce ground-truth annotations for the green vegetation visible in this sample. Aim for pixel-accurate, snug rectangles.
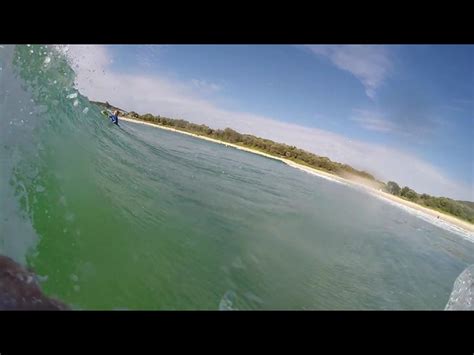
[93,101,474,224]
[385,181,401,195]
[458,200,474,210]
[383,182,474,223]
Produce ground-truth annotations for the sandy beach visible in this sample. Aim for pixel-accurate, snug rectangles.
[119,116,474,235]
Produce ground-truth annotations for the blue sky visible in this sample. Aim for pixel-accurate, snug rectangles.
[70,45,473,200]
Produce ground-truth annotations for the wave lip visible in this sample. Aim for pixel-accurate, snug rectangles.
[445,264,474,310]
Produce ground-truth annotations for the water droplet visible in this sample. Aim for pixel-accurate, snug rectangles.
[219,290,237,310]
[37,275,48,282]
[43,56,51,64]
[232,257,246,269]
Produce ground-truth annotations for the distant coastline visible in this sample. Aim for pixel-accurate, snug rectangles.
[116,115,474,234]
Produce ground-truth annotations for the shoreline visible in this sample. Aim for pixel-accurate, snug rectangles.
[118,116,474,235]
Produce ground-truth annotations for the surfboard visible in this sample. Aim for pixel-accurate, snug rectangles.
[101,109,111,117]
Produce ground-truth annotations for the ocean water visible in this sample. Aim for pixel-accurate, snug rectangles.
[1,45,473,310]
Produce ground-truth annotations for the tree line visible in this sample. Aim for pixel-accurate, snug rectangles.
[384,182,474,223]
[126,110,378,182]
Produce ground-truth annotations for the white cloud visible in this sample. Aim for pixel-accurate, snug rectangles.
[351,109,396,133]
[307,45,392,99]
[65,45,472,200]
[453,98,474,105]
[440,104,465,112]
[191,79,221,92]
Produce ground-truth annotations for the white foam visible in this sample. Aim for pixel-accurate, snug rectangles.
[287,162,348,186]
[369,192,474,243]
[445,265,474,310]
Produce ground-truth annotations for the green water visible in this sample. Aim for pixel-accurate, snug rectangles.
[1,45,473,310]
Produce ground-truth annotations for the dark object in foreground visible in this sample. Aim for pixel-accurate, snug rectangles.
[0,255,69,310]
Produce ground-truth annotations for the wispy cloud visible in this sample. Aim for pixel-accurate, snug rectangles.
[351,109,396,133]
[439,97,474,113]
[440,104,465,112]
[65,45,472,200]
[306,45,393,99]
[453,98,474,105]
[191,79,222,93]
[350,107,437,144]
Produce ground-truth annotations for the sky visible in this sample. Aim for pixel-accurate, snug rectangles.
[66,45,473,200]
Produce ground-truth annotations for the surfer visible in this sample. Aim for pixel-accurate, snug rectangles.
[109,110,120,126]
